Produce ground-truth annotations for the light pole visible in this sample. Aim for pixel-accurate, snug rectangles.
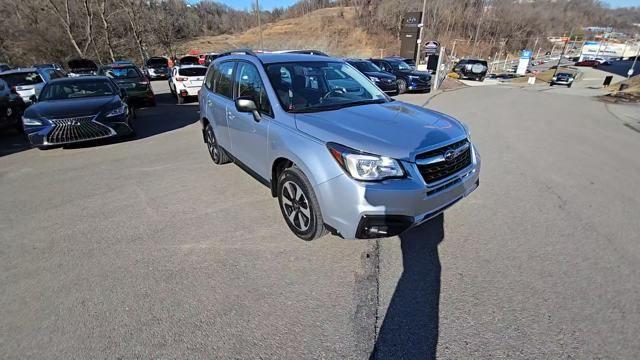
[415,0,428,66]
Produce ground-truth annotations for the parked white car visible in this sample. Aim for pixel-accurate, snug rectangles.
[168,65,207,104]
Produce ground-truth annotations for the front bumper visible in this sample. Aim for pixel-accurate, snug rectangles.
[376,81,398,93]
[407,79,431,91]
[24,114,133,147]
[315,144,480,239]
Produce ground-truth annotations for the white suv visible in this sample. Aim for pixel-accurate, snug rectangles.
[168,65,207,104]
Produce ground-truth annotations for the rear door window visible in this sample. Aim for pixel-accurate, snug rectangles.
[214,62,235,99]
[205,67,216,91]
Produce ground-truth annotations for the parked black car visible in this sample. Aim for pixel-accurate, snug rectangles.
[369,58,431,94]
[22,77,134,148]
[67,58,99,77]
[345,59,398,94]
[0,79,26,133]
[453,59,488,81]
[99,63,155,107]
[144,57,169,80]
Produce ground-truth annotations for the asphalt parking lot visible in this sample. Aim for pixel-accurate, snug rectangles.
[1,81,639,359]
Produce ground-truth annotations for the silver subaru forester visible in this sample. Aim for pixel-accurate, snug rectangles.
[199,50,480,240]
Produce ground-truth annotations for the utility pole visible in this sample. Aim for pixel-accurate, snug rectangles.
[532,37,538,57]
[552,37,570,78]
[256,0,264,52]
[471,0,486,57]
[415,0,428,66]
[629,43,639,79]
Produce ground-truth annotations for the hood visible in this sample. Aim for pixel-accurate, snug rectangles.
[294,101,467,161]
[362,71,396,80]
[68,59,98,72]
[179,56,199,65]
[146,57,168,68]
[398,69,431,78]
[26,96,119,119]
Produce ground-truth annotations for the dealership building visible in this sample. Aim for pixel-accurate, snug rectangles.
[579,41,640,60]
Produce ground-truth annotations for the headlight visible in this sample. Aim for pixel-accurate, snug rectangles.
[106,104,126,117]
[327,143,404,181]
[369,76,380,82]
[552,77,557,81]
[22,116,43,126]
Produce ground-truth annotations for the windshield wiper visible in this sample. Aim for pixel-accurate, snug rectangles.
[289,99,389,113]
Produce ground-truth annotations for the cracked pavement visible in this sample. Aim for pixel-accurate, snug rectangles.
[1,82,639,359]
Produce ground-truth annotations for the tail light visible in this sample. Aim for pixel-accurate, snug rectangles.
[175,76,187,82]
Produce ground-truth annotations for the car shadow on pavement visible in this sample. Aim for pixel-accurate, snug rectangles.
[60,92,199,149]
[0,129,31,157]
[370,214,444,360]
[131,92,199,140]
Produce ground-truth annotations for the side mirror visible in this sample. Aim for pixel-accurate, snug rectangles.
[235,96,261,122]
[29,94,38,103]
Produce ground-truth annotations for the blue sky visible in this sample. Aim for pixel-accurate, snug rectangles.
[207,0,637,10]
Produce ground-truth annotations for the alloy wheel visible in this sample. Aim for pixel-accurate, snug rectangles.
[280,180,311,232]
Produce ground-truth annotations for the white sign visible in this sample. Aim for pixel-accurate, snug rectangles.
[516,58,530,75]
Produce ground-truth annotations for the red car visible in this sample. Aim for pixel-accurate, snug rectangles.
[574,60,599,67]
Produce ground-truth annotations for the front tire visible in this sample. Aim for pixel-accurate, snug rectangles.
[278,167,328,241]
[205,123,229,165]
[397,79,407,94]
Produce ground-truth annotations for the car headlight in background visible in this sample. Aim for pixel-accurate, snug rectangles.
[369,76,380,82]
[327,143,404,181]
[106,104,126,117]
[22,116,43,126]
[552,77,557,81]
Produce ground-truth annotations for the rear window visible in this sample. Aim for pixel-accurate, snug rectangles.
[104,67,142,79]
[179,67,207,77]
[0,72,43,86]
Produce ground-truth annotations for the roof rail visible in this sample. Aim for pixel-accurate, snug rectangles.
[283,49,329,57]
[218,48,262,63]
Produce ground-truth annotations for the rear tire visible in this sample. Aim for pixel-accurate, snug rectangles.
[397,79,407,94]
[205,123,229,165]
[277,166,328,241]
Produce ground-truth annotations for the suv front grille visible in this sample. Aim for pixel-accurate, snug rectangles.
[46,115,114,145]
[416,139,472,184]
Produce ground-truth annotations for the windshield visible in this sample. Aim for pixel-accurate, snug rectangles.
[387,60,412,70]
[0,72,43,86]
[179,67,207,77]
[265,61,389,113]
[557,73,572,77]
[350,61,381,73]
[103,67,142,79]
[40,80,117,100]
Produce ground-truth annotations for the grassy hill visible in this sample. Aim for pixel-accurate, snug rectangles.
[181,7,398,58]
